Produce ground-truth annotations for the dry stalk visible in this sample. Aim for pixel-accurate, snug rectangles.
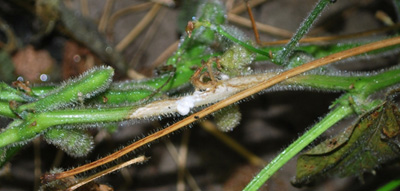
[79,0,89,17]
[201,120,266,166]
[66,156,147,191]
[262,23,400,45]
[116,3,161,52]
[107,2,154,35]
[229,0,268,14]
[98,0,115,33]
[227,13,293,38]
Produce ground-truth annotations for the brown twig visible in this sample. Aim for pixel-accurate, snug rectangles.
[262,23,400,45]
[107,2,154,36]
[80,0,90,17]
[116,3,161,52]
[227,13,293,38]
[375,10,394,26]
[44,35,400,182]
[201,120,265,166]
[177,131,190,191]
[98,0,115,33]
[229,0,268,14]
[245,0,261,44]
[66,156,147,191]
[225,0,235,12]
[129,6,167,69]
[164,138,200,191]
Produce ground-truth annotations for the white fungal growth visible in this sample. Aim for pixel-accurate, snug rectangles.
[176,96,195,115]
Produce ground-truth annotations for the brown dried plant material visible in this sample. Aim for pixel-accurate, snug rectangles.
[12,45,54,83]
[62,41,96,79]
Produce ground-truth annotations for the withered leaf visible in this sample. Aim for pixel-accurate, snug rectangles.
[292,101,400,187]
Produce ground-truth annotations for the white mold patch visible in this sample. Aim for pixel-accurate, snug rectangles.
[176,96,195,115]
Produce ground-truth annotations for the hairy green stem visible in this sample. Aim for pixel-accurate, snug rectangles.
[356,67,400,97]
[244,105,354,190]
[0,106,132,147]
[17,66,114,113]
[0,145,22,167]
[274,0,331,65]
[215,26,270,57]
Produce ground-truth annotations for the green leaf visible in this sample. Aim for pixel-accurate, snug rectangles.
[292,101,400,187]
[213,105,241,132]
[44,127,94,157]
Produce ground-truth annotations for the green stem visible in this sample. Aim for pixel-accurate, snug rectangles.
[0,101,15,118]
[0,106,132,147]
[0,145,22,168]
[17,66,114,113]
[0,82,32,102]
[215,26,270,58]
[274,0,331,65]
[243,105,354,190]
[356,66,400,97]
[377,178,400,191]
[286,74,359,91]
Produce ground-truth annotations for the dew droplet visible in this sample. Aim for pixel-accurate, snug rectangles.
[17,76,24,81]
[40,74,49,82]
[105,46,113,54]
[73,55,81,63]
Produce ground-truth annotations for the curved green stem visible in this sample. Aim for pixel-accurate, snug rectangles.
[377,178,400,191]
[244,105,354,190]
[215,26,270,58]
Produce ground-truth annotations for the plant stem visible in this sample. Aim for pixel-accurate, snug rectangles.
[0,82,31,102]
[1,64,399,148]
[243,105,354,190]
[0,101,16,118]
[0,145,22,167]
[0,106,132,147]
[274,0,331,65]
[356,66,400,97]
[377,178,400,191]
[17,66,114,113]
[215,25,270,57]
